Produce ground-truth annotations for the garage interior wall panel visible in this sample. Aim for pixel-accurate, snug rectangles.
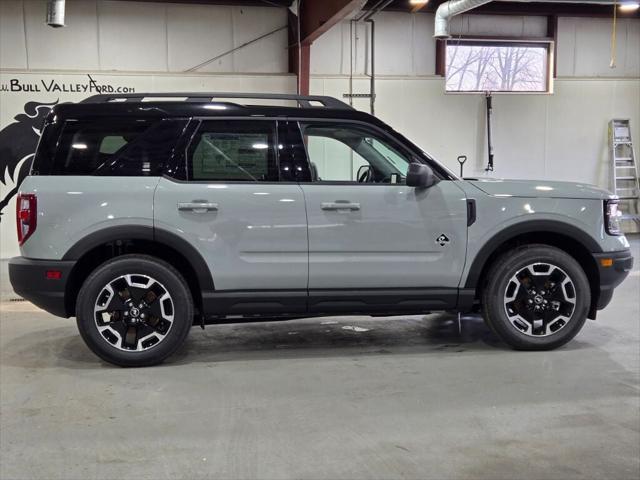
[557,17,640,77]
[0,0,288,74]
[167,5,235,73]
[21,0,100,71]
[98,1,168,72]
[229,6,288,73]
[0,0,28,69]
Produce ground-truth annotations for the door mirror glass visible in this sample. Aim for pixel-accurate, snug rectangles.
[406,163,437,188]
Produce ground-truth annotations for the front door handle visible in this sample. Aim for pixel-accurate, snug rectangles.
[177,201,219,213]
[321,201,361,211]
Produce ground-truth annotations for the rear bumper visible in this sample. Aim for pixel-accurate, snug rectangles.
[8,257,76,318]
[593,249,634,310]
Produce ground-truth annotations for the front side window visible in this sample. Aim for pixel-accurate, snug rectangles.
[187,121,278,182]
[300,122,412,184]
[446,40,551,93]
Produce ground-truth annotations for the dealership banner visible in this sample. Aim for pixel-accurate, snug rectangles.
[0,71,294,258]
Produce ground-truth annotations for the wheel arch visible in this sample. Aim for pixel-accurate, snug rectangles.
[466,220,602,318]
[63,226,214,317]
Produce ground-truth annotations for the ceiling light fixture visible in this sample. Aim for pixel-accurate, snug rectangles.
[619,2,640,12]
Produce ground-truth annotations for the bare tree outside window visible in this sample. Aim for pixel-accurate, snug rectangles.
[446,41,550,92]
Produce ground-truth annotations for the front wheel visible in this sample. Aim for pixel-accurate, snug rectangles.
[76,255,193,367]
[482,245,591,350]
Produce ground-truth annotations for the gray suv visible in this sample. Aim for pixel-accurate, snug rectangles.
[9,93,633,367]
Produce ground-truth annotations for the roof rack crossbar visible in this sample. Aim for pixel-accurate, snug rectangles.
[80,92,353,110]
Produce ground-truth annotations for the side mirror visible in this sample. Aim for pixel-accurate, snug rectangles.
[406,163,437,188]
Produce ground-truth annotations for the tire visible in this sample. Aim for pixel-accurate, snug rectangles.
[76,254,194,367]
[481,245,591,350]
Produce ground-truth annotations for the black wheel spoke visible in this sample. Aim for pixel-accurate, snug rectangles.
[124,326,138,350]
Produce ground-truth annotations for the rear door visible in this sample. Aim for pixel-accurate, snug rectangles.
[154,119,309,315]
[293,120,468,312]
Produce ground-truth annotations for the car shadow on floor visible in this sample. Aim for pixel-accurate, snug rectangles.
[1,313,499,369]
[2,312,605,370]
[168,313,505,365]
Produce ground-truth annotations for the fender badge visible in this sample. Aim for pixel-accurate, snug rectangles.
[436,234,450,247]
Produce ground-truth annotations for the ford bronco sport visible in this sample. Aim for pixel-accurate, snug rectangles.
[9,93,633,367]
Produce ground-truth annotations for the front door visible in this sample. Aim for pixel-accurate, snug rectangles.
[154,119,309,315]
[294,121,468,312]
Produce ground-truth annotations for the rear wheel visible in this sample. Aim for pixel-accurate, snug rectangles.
[481,245,590,350]
[76,255,193,367]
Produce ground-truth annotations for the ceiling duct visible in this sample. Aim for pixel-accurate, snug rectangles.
[434,0,493,38]
[46,0,65,28]
[433,0,628,39]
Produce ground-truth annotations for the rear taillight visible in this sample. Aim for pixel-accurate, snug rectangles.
[16,193,37,246]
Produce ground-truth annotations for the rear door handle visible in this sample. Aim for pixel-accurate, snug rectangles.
[321,201,361,211]
[177,201,219,213]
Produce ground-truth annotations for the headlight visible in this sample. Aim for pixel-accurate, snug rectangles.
[604,199,623,236]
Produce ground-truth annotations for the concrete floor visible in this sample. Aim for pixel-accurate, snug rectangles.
[1,239,638,480]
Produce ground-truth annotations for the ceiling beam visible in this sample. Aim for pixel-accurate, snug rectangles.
[299,0,367,45]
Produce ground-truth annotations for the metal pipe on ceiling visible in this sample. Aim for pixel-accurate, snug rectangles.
[433,0,629,38]
[434,0,494,38]
[46,0,65,28]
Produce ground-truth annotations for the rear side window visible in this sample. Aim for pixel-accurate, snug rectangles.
[187,120,278,182]
[49,119,186,176]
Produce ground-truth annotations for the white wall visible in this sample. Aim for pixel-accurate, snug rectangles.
[311,12,640,78]
[0,0,288,73]
[558,16,640,77]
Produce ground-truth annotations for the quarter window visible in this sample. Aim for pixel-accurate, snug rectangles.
[188,121,278,182]
[51,119,185,176]
[53,119,150,175]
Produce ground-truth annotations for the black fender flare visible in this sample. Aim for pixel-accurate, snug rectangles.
[463,219,602,289]
[62,225,214,291]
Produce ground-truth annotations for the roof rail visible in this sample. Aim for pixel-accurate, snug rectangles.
[80,92,353,110]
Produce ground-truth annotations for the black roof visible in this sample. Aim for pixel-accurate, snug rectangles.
[51,92,388,129]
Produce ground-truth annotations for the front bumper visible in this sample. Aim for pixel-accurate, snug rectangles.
[592,249,634,311]
[8,257,76,318]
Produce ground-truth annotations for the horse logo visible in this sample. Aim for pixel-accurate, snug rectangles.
[0,100,58,220]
